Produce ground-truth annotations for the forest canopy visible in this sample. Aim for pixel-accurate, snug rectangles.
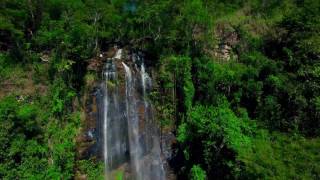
[0,0,319,179]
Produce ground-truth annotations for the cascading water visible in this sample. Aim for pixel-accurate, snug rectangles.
[101,49,165,180]
[103,59,129,176]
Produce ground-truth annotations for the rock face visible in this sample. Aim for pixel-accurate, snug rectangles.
[219,44,232,61]
[98,48,168,180]
[75,48,118,171]
[211,23,239,61]
[77,47,177,179]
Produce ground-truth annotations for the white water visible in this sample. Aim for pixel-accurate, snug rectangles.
[101,51,165,180]
[103,60,128,179]
[122,62,143,179]
[114,49,122,60]
[103,66,118,170]
[141,63,147,96]
[103,70,109,172]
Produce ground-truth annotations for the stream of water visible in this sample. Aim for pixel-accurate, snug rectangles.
[101,49,165,180]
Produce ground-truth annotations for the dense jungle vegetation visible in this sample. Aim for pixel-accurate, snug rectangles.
[0,0,320,179]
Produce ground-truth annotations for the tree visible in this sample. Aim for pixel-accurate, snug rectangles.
[178,100,252,178]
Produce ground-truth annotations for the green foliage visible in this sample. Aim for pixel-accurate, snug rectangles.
[115,170,124,180]
[189,164,207,180]
[174,2,320,177]
[17,104,37,120]
[46,112,80,179]
[177,0,213,52]
[178,101,252,177]
[193,57,247,106]
[161,56,194,111]
[239,131,320,179]
[1,0,320,179]
[153,55,194,129]
[0,90,80,179]
[50,78,76,115]
[0,96,46,179]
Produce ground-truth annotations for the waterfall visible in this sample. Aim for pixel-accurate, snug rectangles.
[141,63,146,96]
[103,69,109,172]
[122,62,143,179]
[114,49,123,60]
[103,58,129,179]
[101,49,165,180]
